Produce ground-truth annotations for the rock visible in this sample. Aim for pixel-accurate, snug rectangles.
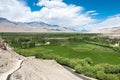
[0,37,7,50]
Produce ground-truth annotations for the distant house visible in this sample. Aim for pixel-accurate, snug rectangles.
[45,42,50,45]
[35,43,41,46]
[112,43,119,47]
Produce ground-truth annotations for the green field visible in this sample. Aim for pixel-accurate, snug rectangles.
[43,43,120,64]
[1,33,120,80]
[17,42,120,65]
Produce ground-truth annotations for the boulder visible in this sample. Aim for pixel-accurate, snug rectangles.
[0,38,7,50]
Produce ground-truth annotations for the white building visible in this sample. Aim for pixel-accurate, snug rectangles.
[45,42,50,45]
[112,43,119,47]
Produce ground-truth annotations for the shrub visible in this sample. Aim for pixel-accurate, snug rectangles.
[84,58,93,65]
[99,63,120,74]
[106,74,119,80]
[94,64,105,72]
[106,65,119,74]
[67,59,78,68]
[55,57,70,66]
[35,52,45,59]
[84,72,96,78]
[67,59,83,68]
[82,65,96,77]
[80,60,90,67]
[74,64,83,74]
[97,71,106,80]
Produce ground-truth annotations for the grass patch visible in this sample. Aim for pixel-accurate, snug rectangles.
[16,42,120,65]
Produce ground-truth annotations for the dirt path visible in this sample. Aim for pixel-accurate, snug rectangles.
[0,59,24,80]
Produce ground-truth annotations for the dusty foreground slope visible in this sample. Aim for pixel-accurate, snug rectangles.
[10,57,82,80]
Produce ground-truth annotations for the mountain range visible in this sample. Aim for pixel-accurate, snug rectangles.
[0,17,76,32]
[0,17,120,33]
[91,27,120,33]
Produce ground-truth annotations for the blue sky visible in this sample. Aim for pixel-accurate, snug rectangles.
[25,0,41,11]
[0,0,120,30]
[26,0,120,20]
[64,0,120,19]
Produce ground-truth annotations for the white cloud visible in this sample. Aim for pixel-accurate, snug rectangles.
[37,0,67,8]
[0,0,96,28]
[0,0,120,31]
[0,0,31,21]
[85,14,120,31]
[97,14,120,28]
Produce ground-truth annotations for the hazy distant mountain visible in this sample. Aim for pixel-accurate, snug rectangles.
[0,17,75,32]
[91,27,120,33]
